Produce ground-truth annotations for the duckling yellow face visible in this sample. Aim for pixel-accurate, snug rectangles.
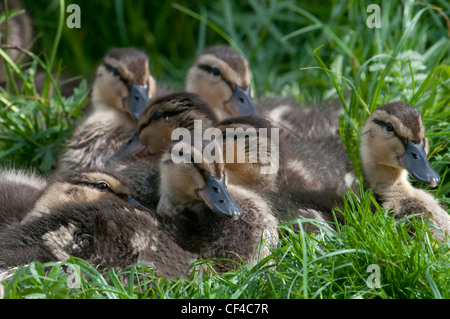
[361,102,440,187]
[136,92,218,155]
[216,116,280,188]
[157,140,242,220]
[91,48,156,120]
[185,46,258,121]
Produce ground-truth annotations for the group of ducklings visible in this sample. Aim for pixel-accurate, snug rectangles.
[0,44,449,278]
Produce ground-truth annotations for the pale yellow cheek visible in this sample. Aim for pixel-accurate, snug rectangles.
[97,78,129,111]
[188,77,232,112]
[369,134,405,167]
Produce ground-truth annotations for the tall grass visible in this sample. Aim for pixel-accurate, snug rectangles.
[0,0,88,173]
[1,0,449,299]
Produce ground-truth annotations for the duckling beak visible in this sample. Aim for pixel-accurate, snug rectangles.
[224,85,259,117]
[128,83,150,120]
[398,139,441,187]
[110,132,149,162]
[127,195,155,215]
[196,174,243,220]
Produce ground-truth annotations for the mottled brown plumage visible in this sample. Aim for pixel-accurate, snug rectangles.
[0,169,197,278]
[216,115,353,227]
[259,97,344,141]
[0,200,197,278]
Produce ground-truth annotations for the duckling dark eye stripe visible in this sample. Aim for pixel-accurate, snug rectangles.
[372,119,408,145]
[198,64,215,74]
[103,62,129,86]
[372,119,387,127]
[198,64,235,91]
[69,181,105,189]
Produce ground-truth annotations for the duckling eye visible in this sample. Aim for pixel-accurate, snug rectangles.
[385,122,395,132]
[96,182,110,191]
[151,111,164,121]
[112,67,121,77]
[212,67,221,76]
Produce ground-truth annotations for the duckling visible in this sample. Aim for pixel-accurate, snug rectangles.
[0,168,46,229]
[108,91,218,208]
[185,45,258,121]
[215,115,281,190]
[0,169,197,278]
[56,47,156,172]
[0,0,32,85]
[360,102,450,240]
[216,115,352,227]
[131,91,217,155]
[155,139,278,272]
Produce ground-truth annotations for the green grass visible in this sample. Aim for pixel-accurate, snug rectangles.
[1,0,449,299]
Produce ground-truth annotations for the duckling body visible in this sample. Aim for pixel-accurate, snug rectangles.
[56,48,156,173]
[259,97,343,141]
[361,102,449,240]
[0,168,46,229]
[0,200,197,278]
[0,169,197,278]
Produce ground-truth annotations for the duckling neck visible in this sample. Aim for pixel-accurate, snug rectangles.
[364,164,414,202]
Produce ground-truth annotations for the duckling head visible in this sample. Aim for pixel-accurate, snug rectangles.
[361,102,440,188]
[157,139,243,220]
[26,170,150,221]
[91,47,156,120]
[111,92,218,161]
[216,115,280,188]
[185,45,258,121]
